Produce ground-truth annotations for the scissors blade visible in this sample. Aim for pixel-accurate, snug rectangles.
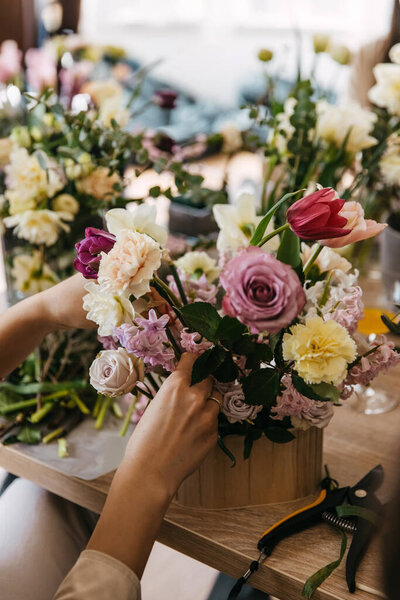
[350,464,384,495]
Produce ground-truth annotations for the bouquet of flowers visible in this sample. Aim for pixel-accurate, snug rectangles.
[78,186,399,458]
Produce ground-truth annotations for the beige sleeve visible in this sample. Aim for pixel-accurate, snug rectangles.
[53,550,141,600]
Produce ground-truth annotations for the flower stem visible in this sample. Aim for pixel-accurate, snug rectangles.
[119,395,137,437]
[259,222,290,247]
[153,275,182,308]
[303,243,323,277]
[319,271,334,308]
[29,402,54,424]
[151,278,186,327]
[71,391,90,415]
[166,326,182,360]
[95,396,111,430]
[43,427,64,444]
[169,263,188,305]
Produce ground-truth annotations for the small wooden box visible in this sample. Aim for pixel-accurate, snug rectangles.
[175,428,323,509]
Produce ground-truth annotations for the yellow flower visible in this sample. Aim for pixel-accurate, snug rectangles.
[282,316,357,385]
[175,251,219,283]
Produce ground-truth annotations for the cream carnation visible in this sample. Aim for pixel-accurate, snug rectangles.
[6,148,65,204]
[98,230,162,298]
[316,101,377,153]
[11,251,58,295]
[175,251,219,283]
[4,209,72,246]
[6,190,36,215]
[282,316,357,385]
[89,348,144,397]
[301,243,351,275]
[76,167,121,200]
[52,193,79,215]
[83,280,135,337]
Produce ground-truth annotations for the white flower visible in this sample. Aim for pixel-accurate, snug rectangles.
[5,190,36,215]
[83,280,135,337]
[368,63,400,115]
[389,43,400,65]
[76,166,121,200]
[302,269,359,322]
[98,96,130,128]
[175,251,219,283]
[5,148,65,204]
[219,122,243,154]
[316,101,377,153]
[52,193,79,216]
[4,209,72,246]
[89,348,144,397]
[11,251,58,295]
[81,79,124,106]
[105,205,168,246]
[98,230,162,298]
[379,135,400,186]
[0,137,13,168]
[213,193,279,253]
[300,243,351,275]
[269,97,296,154]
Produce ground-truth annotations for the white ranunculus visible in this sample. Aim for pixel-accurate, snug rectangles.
[300,243,351,275]
[368,63,400,115]
[389,43,400,65]
[175,251,219,283]
[213,193,279,253]
[98,230,162,298]
[83,281,135,337]
[105,205,168,246]
[89,348,144,397]
[52,193,80,215]
[4,209,72,246]
[98,96,130,128]
[219,122,243,154]
[11,250,58,295]
[316,101,377,153]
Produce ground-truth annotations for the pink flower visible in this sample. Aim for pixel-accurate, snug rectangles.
[153,89,178,109]
[0,40,22,83]
[286,188,350,241]
[216,382,263,423]
[320,201,386,248]
[59,60,93,106]
[98,335,119,350]
[180,329,213,355]
[25,48,57,92]
[167,272,219,305]
[74,227,116,279]
[325,286,364,333]
[345,335,400,387]
[220,247,305,334]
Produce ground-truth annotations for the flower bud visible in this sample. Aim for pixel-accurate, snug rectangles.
[258,48,273,62]
[313,34,330,54]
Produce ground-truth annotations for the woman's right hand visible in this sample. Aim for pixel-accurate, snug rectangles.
[123,353,220,499]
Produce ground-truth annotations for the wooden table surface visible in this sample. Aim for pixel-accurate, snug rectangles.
[0,277,398,600]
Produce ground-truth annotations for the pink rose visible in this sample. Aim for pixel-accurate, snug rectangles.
[286,188,350,240]
[220,247,305,334]
[217,382,262,423]
[320,201,386,248]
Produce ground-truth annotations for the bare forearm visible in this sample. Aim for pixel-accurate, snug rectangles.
[87,459,172,578]
[0,293,53,378]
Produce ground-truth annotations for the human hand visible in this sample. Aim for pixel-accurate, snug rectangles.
[38,274,95,331]
[123,353,220,499]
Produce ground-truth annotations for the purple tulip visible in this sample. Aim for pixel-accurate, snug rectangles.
[153,89,178,109]
[74,227,116,279]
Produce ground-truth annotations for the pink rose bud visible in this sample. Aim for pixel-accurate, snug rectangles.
[286,187,350,240]
[74,227,116,279]
[319,200,386,248]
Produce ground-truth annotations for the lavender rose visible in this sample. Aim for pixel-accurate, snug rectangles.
[89,348,143,397]
[74,227,116,279]
[291,401,334,430]
[217,382,263,423]
[220,247,306,334]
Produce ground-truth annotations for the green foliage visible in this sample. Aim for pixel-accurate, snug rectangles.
[180,302,221,343]
[291,373,331,402]
[241,368,280,406]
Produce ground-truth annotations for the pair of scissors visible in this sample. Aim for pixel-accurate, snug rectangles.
[228,465,384,599]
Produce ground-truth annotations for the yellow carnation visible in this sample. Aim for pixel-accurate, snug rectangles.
[282,316,357,385]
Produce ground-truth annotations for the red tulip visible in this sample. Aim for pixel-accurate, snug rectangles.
[286,188,350,240]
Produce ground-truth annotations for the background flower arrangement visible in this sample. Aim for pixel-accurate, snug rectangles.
[77,186,399,459]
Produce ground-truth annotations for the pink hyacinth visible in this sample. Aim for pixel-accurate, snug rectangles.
[325,286,364,332]
[167,271,219,305]
[115,310,176,372]
[345,335,400,387]
[98,335,118,350]
[180,329,213,355]
[271,374,314,420]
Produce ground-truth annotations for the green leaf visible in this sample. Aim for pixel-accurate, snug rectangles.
[302,531,347,598]
[17,425,41,445]
[216,316,247,348]
[276,227,301,272]
[241,369,280,406]
[292,373,330,402]
[264,426,295,444]
[311,383,341,404]
[243,430,262,459]
[213,353,239,383]
[191,347,225,385]
[381,314,400,335]
[245,342,273,369]
[0,380,87,395]
[149,185,161,198]
[336,505,380,527]
[250,190,303,246]
[180,302,221,342]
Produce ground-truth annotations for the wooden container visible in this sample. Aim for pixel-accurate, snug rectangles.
[175,428,323,509]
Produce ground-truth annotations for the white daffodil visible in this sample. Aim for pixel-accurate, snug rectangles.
[105,205,168,246]
[213,193,279,253]
[316,101,378,153]
[175,251,219,283]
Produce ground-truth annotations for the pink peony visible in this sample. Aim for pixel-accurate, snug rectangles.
[320,201,386,248]
[286,188,349,240]
[220,247,305,334]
